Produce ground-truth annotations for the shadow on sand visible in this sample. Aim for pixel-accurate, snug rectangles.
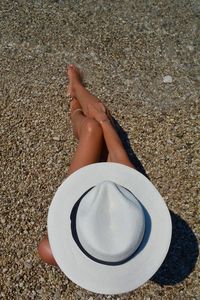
[151,210,199,285]
[113,117,199,285]
[112,116,149,178]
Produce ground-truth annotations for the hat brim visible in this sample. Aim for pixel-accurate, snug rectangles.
[47,162,172,295]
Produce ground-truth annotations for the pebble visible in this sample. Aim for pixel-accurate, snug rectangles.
[186,45,194,51]
[54,290,61,299]
[163,75,173,83]
[53,136,60,141]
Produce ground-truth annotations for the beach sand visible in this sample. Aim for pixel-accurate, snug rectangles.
[1,1,199,299]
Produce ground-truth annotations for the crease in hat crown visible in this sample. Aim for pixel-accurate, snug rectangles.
[76,180,145,263]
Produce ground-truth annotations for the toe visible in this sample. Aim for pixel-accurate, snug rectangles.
[67,64,73,77]
[67,64,83,82]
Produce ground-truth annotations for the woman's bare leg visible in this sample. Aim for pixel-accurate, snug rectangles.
[67,65,113,161]
[38,98,107,265]
[67,65,113,124]
[67,106,105,177]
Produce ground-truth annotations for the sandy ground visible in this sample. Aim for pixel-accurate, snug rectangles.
[1,0,199,299]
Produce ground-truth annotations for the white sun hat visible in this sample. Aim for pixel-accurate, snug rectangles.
[47,162,172,295]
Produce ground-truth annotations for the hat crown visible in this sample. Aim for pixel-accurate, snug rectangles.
[76,180,145,263]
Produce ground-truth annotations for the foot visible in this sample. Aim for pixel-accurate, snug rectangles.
[70,98,84,139]
[67,64,83,98]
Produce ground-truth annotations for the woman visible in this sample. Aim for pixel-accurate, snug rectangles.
[38,64,135,266]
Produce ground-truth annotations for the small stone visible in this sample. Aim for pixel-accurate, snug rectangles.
[76,290,82,296]
[7,42,15,47]
[53,136,60,141]
[163,75,173,83]
[186,45,194,51]
[54,290,61,300]
[167,139,173,144]
[24,261,32,269]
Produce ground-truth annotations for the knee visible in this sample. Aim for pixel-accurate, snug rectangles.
[83,118,103,136]
[38,236,57,266]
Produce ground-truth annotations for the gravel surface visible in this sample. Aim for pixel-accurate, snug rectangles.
[1,0,199,299]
